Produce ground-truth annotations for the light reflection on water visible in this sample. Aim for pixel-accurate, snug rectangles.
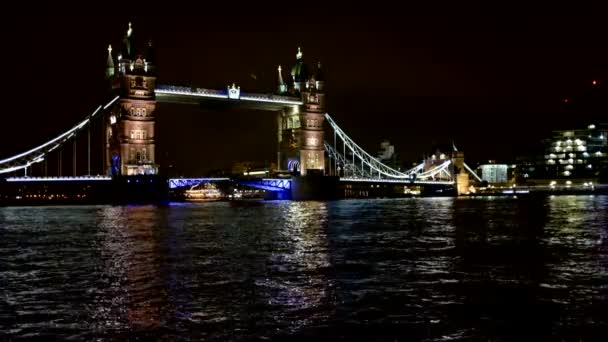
[1,196,607,340]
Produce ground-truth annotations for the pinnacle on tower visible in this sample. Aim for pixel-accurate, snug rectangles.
[314,61,325,91]
[277,65,287,94]
[122,22,133,59]
[291,46,309,87]
[145,39,156,74]
[106,44,115,78]
[315,62,324,81]
[278,65,285,84]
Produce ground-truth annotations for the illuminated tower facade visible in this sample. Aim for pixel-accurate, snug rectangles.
[106,23,158,176]
[277,48,326,176]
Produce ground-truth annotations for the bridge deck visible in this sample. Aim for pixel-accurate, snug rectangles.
[156,86,302,111]
[340,177,455,185]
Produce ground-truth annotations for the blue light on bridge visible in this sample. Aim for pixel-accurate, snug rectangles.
[168,178,230,189]
[252,178,291,191]
[168,177,292,192]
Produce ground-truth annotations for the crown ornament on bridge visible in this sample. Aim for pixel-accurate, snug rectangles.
[227,83,241,99]
[296,47,303,59]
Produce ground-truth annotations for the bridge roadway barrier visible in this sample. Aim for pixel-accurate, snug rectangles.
[2,175,466,205]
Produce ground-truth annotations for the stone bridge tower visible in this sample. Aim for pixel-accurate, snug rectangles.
[277,48,326,176]
[105,23,158,176]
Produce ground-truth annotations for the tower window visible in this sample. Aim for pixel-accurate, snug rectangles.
[138,148,147,162]
[130,129,146,140]
[129,107,146,117]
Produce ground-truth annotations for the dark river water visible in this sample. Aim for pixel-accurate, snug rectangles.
[1,196,607,341]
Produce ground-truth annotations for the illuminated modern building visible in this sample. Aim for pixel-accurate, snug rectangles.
[105,23,159,176]
[516,123,608,183]
[540,123,607,180]
[480,163,508,183]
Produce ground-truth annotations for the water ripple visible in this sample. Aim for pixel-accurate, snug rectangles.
[1,196,607,340]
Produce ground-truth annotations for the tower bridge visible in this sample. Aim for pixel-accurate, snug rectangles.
[0,23,482,202]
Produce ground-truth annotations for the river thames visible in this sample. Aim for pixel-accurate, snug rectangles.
[1,195,607,340]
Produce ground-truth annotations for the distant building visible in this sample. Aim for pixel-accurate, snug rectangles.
[541,123,607,179]
[518,123,608,183]
[480,163,508,183]
[231,161,274,177]
[377,140,400,170]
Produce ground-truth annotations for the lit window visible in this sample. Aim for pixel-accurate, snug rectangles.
[563,171,571,176]
[130,130,146,140]
[306,137,319,146]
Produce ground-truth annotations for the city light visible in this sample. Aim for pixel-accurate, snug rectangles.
[6,176,112,182]
[243,170,269,176]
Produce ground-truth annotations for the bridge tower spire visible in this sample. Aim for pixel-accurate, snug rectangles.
[105,45,115,79]
[105,22,158,176]
[290,47,308,94]
[277,65,287,94]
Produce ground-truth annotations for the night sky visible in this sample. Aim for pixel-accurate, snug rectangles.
[1,15,606,176]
